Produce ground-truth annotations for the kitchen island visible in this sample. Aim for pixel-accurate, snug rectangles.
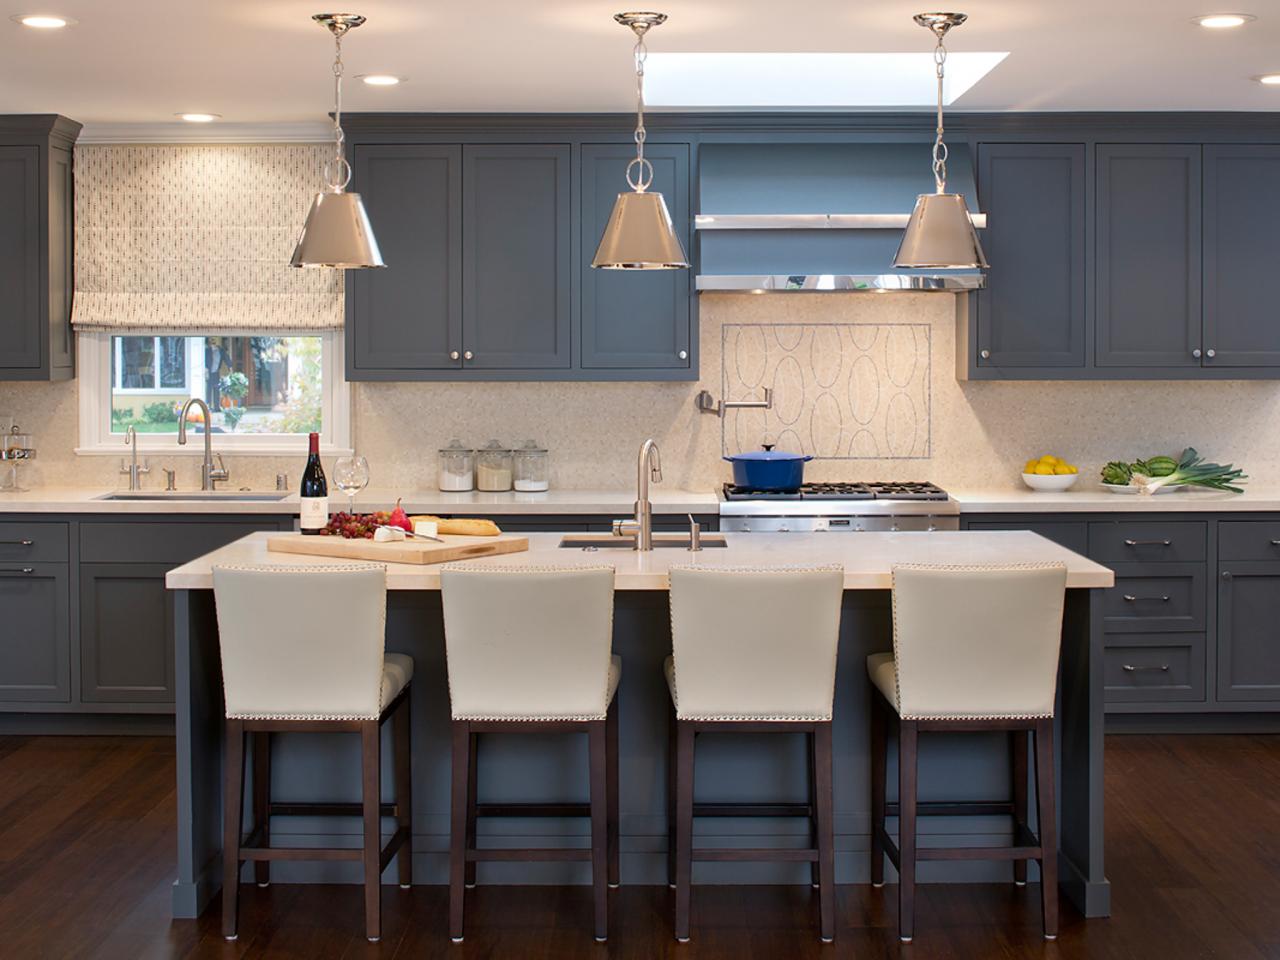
[167,530,1113,921]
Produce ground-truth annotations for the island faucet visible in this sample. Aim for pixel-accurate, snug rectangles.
[178,398,229,491]
[613,438,663,550]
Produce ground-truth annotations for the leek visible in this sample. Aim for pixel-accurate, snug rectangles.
[1132,447,1246,494]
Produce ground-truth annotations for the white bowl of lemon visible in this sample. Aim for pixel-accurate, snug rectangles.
[1021,454,1080,491]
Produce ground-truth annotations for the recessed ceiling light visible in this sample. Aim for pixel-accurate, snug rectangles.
[1193,13,1255,28]
[357,74,404,86]
[1256,74,1280,85]
[10,13,75,28]
[176,113,221,123]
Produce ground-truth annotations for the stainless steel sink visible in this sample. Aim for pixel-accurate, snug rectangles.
[559,534,727,549]
[96,492,290,502]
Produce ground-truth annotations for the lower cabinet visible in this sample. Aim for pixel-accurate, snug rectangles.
[1216,562,1280,702]
[80,563,174,704]
[0,563,70,702]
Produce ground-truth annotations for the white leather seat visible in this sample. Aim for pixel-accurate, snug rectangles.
[667,566,845,721]
[869,563,1068,720]
[440,565,618,720]
[212,562,411,720]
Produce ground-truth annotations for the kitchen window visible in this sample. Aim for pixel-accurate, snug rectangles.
[77,331,351,455]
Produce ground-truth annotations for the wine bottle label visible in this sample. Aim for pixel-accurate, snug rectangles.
[300,496,328,530]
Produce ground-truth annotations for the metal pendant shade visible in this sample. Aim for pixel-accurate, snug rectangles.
[291,12,384,270]
[291,189,384,269]
[894,192,988,269]
[593,190,688,269]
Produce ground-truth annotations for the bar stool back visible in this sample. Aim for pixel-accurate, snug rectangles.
[213,563,413,943]
[867,562,1067,942]
[440,564,620,943]
[666,565,845,943]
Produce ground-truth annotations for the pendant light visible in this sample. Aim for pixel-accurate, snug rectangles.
[291,13,385,269]
[592,12,689,270]
[894,12,989,270]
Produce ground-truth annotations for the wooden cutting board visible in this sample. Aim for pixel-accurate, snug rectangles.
[266,532,529,565]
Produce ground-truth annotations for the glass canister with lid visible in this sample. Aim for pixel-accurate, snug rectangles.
[513,439,550,492]
[437,439,475,492]
[475,440,514,492]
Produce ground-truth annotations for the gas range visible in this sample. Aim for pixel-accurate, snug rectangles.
[718,481,960,532]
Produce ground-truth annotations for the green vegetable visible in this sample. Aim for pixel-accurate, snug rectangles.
[1101,461,1133,486]
[1133,448,1246,494]
[1134,455,1177,478]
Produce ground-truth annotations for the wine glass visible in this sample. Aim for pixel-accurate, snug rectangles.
[333,456,369,514]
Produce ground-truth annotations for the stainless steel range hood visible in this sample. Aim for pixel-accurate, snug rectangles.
[695,141,986,293]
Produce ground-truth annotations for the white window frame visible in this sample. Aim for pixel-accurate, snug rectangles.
[77,330,353,456]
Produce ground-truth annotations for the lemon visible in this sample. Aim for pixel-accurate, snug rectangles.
[1053,464,1073,475]
[1068,465,1078,474]
[1024,459,1039,473]
[1039,454,1059,465]
[1034,463,1056,476]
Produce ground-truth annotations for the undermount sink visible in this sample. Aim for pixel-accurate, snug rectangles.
[559,534,728,549]
[96,491,290,502]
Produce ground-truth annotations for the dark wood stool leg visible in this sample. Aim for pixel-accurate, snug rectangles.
[588,719,610,942]
[449,720,470,942]
[807,730,819,889]
[394,694,413,889]
[897,719,919,943]
[360,719,382,942]
[666,705,677,889]
[1012,729,1029,886]
[464,731,478,889]
[674,721,695,943]
[221,719,245,941]
[1034,718,1059,940]
[606,696,621,889]
[869,693,887,887]
[814,722,836,943]
[252,731,270,888]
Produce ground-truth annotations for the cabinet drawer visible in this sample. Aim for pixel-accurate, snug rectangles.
[1218,521,1280,561]
[0,521,68,563]
[1102,563,1205,632]
[80,520,286,564]
[1104,634,1205,703]
[1089,520,1206,562]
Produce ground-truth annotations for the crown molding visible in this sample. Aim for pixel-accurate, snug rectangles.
[76,121,332,144]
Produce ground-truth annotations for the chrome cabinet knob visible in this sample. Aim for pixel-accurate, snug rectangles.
[450,350,460,361]
[463,351,474,361]
[980,349,991,360]
[1192,348,1202,359]
[678,350,688,360]
[1206,348,1216,358]
[1222,570,1232,580]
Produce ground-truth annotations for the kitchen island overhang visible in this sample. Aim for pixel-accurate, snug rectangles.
[167,531,1113,921]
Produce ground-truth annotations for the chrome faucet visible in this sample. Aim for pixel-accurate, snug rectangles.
[613,438,663,551]
[178,398,229,491]
[119,425,151,491]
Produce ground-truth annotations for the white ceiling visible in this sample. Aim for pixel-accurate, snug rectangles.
[3,0,1280,133]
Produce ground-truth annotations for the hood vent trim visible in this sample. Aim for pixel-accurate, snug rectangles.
[696,274,984,293]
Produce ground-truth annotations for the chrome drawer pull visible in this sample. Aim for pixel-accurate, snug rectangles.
[1124,538,1171,547]
[1270,540,1280,546]
[0,567,35,575]
[1122,594,1170,602]
[1122,663,1170,673]
[0,539,34,546]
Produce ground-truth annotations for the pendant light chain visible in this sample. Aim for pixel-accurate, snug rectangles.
[627,23,655,193]
[931,24,949,195]
[326,22,352,192]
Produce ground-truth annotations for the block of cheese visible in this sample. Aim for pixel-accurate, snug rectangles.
[409,515,502,537]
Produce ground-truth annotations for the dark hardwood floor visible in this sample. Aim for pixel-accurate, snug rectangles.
[0,734,1277,959]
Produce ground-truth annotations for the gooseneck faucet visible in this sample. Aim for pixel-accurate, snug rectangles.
[613,438,663,551]
[119,425,151,491]
[178,398,229,491]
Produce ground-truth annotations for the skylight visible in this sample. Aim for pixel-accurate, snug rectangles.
[642,52,1009,109]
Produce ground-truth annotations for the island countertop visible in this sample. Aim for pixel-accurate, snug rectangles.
[165,529,1114,591]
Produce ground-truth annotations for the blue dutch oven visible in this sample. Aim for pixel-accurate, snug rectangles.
[724,444,813,491]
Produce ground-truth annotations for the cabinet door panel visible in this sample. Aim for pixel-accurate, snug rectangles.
[1203,145,1280,367]
[1217,562,1280,702]
[348,144,462,373]
[462,145,572,369]
[80,563,173,703]
[1096,145,1202,368]
[0,563,70,702]
[0,146,41,370]
[581,143,691,369]
[975,144,1085,367]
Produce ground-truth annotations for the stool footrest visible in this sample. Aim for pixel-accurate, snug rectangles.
[475,802,589,818]
[268,801,400,818]
[885,801,1016,818]
[692,847,819,863]
[694,802,812,818]
[880,823,1044,865]
[240,845,362,862]
[466,848,592,863]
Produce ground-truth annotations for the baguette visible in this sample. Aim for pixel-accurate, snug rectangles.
[409,515,502,537]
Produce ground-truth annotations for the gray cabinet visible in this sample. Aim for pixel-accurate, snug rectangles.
[462,144,571,370]
[1096,144,1202,368]
[0,116,77,381]
[80,563,174,703]
[581,143,691,370]
[1216,563,1280,702]
[1202,145,1280,367]
[0,563,70,702]
[347,144,462,374]
[974,143,1086,368]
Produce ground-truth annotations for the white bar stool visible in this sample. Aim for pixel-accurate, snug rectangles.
[440,564,620,943]
[665,565,845,943]
[867,562,1067,943]
[212,563,413,943]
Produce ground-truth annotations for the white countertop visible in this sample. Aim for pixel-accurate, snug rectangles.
[949,485,1280,513]
[165,530,1115,591]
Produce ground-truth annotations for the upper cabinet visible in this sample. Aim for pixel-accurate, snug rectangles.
[0,116,79,381]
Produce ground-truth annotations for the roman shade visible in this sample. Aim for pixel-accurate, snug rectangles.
[71,143,342,331]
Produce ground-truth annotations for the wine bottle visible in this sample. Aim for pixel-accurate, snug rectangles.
[299,432,328,535]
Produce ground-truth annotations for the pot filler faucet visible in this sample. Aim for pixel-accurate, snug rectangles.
[178,398,229,491]
[613,438,663,551]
